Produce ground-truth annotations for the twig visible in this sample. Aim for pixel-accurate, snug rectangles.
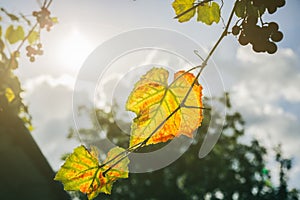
[194,50,205,61]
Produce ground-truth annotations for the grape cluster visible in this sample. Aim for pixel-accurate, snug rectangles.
[232,0,285,54]
[252,0,285,14]
[26,43,43,62]
[232,17,283,54]
[32,7,53,31]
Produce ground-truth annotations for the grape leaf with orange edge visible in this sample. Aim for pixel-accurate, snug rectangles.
[126,67,203,147]
[54,145,129,200]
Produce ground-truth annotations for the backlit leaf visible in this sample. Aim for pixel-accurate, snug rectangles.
[197,2,220,25]
[172,0,196,22]
[5,87,15,102]
[28,31,39,45]
[126,68,203,147]
[26,124,34,131]
[5,25,25,44]
[235,0,265,18]
[234,0,247,18]
[55,146,129,200]
[51,17,59,24]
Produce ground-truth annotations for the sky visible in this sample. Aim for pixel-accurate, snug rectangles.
[2,0,300,190]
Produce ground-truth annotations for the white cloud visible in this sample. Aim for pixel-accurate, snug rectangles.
[234,47,300,102]
[228,46,300,189]
[23,75,80,170]
[229,46,300,188]
[23,74,75,93]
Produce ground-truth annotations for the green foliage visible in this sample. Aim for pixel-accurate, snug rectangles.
[27,31,39,45]
[5,25,25,44]
[172,0,221,25]
[5,87,15,102]
[197,2,220,25]
[172,0,196,22]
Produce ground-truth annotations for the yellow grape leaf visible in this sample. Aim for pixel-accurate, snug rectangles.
[172,0,196,22]
[51,17,59,24]
[54,146,129,200]
[5,87,15,102]
[5,25,25,44]
[28,31,39,45]
[234,0,247,18]
[234,0,265,18]
[126,68,203,147]
[197,2,220,25]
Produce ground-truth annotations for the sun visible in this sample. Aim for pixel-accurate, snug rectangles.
[57,29,93,70]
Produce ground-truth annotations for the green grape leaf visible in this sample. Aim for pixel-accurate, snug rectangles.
[235,0,265,18]
[197,2,220,25]
[235,0,247,18]
[28,31,39,45]
[262,168,269,175]
[172,0,196,23]
[5,25,25,44]
[126,68,203,147]
[55,146,129,200]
